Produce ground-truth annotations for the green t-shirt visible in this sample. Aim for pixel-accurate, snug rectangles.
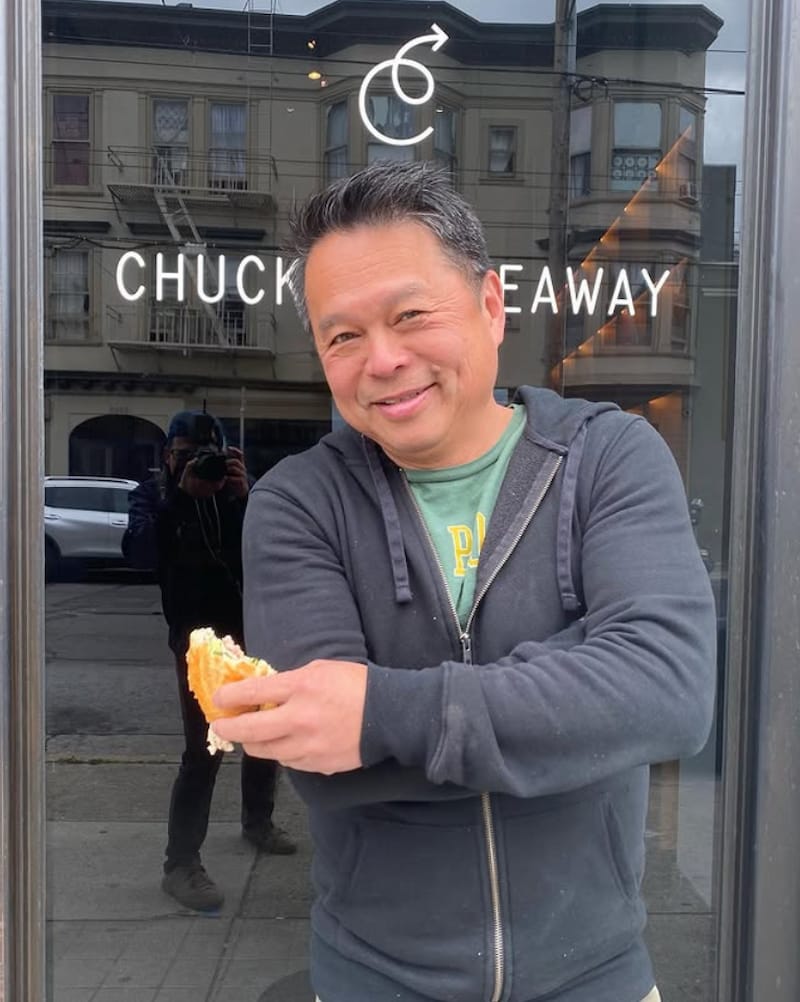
[405,404,526,627]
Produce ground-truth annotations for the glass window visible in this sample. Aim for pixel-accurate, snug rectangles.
[602,261,657,347]
[671,260,692,351]
[570,105,592,199]
[366,95,415,163]
[47,249,89,340]
[433,105,457,177]
[44,485,112,512]
[51,93,90,186]
[611,101,662,191]
[324,99,348,181]
[488,125,516,174]
[152,97,189,185]
[677,106,699,198]
[208,102,247,190]
[35,6,751,1002]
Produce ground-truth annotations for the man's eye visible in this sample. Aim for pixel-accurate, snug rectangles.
[330,331,357,346]
[397,310,423,323]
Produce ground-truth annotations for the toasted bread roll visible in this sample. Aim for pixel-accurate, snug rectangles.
[186,627,275,752]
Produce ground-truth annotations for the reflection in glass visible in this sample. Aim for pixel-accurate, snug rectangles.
[40,2,744,1000]
[47,249,89,341]
[569,105,592,198]
[611,101,663,190]
[51,93,91,186]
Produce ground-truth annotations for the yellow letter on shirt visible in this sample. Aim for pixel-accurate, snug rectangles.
[448,525,473,578]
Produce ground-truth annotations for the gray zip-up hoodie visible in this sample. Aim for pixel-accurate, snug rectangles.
[242,387,716,1002]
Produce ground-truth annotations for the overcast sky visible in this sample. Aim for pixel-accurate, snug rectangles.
[99,0,749,173]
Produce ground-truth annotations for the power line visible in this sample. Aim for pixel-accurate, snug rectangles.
[43,46,746,98]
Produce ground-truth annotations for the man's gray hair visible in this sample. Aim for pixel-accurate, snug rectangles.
[285,161,491,332]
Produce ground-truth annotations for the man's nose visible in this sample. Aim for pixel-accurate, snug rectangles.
[364,329,409,377]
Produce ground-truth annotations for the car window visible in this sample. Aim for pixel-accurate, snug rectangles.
[45,486,111,512]
[109,489,132,514]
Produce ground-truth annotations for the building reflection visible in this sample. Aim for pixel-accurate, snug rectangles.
[42,3,734,1000]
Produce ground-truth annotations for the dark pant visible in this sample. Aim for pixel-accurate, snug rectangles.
[164,650,279,871]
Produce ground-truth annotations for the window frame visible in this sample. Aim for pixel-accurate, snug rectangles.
[45,246,92,343]
[364,92,417,166]
[207,99,248,191]
[323,97,350,183]
[151,95,191,187]
[47,90,96,191]
[610,99,664,193]
[432,104,458,179]
[569,104,593,201]
[486,123,519,178]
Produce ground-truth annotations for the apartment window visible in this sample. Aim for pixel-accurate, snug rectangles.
[570,105,592,199]
[433,106,457,177]
[208,102,247,190]
[324,100,349,182]
[672,263,691,351]
[51,94,91,186]
[48,249,90,340]
[488,126,517,175]
[677,106,699,199]
[604,262,656,347]
[220,254,247,347]
[611,102,662,191]
[367,95,414,164]
[152,98,189,186]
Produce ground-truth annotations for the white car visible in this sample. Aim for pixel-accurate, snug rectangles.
[44,476,139,579]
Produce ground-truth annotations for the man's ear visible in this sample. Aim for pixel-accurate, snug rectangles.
[482,270,507,346]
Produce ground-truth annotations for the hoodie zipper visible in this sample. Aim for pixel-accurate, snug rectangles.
[402,454,561,1002]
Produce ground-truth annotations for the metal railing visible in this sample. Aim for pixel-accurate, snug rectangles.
[101,303,276,353]
[107,145,277,195]
[148,303,248,347]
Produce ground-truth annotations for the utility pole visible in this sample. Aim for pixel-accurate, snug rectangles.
[546,0,577,392]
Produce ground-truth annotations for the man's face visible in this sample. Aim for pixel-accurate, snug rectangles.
[164,436,194,478]
[305,221,508,469]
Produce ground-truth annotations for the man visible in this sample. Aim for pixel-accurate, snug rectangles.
[123,409,295,914]
[212,162,716,1001]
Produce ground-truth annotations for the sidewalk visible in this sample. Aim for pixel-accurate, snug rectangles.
[43,579,717,1002]
[47,735,314,1002]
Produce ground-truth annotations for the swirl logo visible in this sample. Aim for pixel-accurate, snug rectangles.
[358,23,449,147]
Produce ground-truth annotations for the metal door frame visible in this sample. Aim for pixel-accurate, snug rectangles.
[2,1,800,1000]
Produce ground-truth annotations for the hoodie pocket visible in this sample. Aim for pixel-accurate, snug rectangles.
[329,816,487,991]
[504,793,644,998]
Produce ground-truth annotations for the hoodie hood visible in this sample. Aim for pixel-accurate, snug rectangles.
[514,387,620,611]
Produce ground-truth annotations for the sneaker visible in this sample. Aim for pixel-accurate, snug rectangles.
[161,862,224,912]
[242,824,298,855]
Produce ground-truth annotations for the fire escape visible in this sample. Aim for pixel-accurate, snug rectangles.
[106,0,278,355]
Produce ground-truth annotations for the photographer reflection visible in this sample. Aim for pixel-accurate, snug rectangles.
[123,409,295,913]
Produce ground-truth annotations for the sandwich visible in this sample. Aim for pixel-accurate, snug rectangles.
[186,626,275,753]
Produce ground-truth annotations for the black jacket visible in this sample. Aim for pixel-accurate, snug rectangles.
[123,472,247,653]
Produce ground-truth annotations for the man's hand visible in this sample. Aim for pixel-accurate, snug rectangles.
[211,660,368,774]
[177,458,224,498]
[223,446,249,499]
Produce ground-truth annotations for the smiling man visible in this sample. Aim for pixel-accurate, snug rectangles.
[212,161,716,1002]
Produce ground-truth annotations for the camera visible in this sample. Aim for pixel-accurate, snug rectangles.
[187,412,228,481]
[191,447,228,482]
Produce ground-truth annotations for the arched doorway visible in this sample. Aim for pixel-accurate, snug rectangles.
[69,415,165,482]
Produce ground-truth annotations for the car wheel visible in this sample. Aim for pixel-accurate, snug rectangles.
[45,538,61,582]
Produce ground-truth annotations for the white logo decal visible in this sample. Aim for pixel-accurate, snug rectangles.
[358,23,449,147]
